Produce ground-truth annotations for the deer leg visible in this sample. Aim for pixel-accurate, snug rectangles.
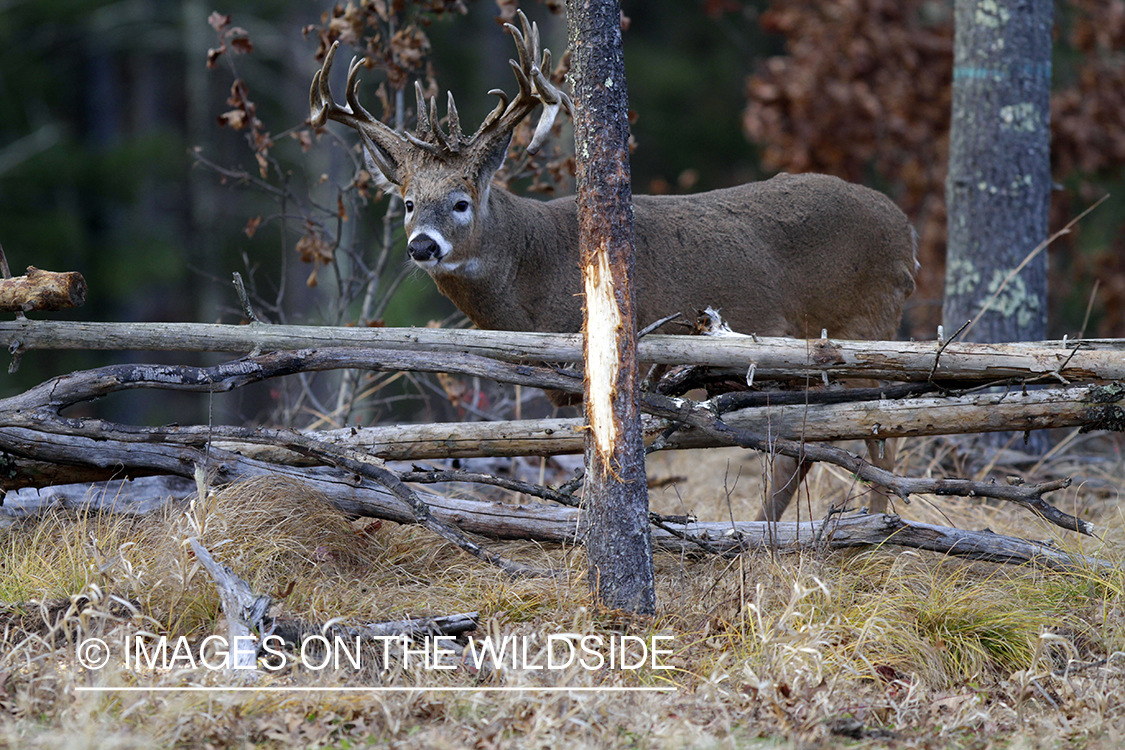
[757,453,813,522]
[863,437,897,514]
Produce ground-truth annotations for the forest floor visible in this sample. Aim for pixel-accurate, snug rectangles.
[1,429,1123,749]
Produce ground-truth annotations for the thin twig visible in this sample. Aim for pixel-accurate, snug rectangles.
[232,272,263,324]
[638,312,683,338]
[928,318,972,383]
[961,195,1108,341]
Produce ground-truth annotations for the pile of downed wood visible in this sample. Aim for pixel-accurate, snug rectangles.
[1,313,1123,573]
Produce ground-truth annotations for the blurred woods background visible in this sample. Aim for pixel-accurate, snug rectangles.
[2,0,1124,428]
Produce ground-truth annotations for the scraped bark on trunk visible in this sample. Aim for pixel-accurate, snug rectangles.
[567,0,655,615]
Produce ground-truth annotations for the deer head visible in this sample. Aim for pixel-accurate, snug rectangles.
[310,11,572,272]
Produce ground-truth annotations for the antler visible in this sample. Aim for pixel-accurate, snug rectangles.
[310,9,571,178]
[472,9,573,156]
[309,42,411,184]
[407,10,572,159]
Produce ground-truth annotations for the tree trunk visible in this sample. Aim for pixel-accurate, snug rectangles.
[566,0,656,614]
[944,0,1052,342]
[944,0,1054,452]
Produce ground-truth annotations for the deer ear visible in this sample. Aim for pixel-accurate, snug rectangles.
[477,132,513,186]
[363,148,396,190]
[358,129,401,187]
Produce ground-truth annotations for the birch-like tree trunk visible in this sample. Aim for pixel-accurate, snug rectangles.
[944,0,1053,343]
[566,0,656,614]
[944,0,1054,452]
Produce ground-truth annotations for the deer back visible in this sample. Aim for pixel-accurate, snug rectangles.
[422,172,915,341]
[628,172,917,340]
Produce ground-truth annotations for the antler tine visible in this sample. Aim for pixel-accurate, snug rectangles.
[426,95,454,153]
[399,94,443,155]
[310,40,420,184]
[504,12,536,81]
[344,56,378,124]
[445,8,571,159]
[446,91,463,150]
[528,14,541,69]
[414,81,431,135]
[507,60,534,102]
[526,101,561,155]
[404,131,441,154]
[309,41,348,128]
[482,88,510,129]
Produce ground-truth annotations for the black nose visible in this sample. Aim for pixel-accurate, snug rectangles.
[408,235,439,262]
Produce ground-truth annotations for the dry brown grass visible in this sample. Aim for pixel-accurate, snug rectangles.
[2,431,1124,748]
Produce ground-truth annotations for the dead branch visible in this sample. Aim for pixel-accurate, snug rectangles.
[4,318,1125,382]
[1,350,1111,536]
[3,476,1112,571]
[638,390,1094,535]
[0,268,86,313]
[189,537,479,671]
[190,538,271,671]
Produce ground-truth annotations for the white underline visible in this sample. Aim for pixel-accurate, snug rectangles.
[75,686,676,693]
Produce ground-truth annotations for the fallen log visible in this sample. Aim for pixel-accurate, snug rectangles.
[223,381,1125,461]
[3,319,1125,382]
[1,350,1107,533]
[2,476,1112,571]
[2,347,1121,467]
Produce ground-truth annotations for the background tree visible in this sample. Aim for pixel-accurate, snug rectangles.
[942,0,1053,345]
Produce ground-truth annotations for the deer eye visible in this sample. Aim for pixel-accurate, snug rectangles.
[404,200,414,213]
[453,200,470,213]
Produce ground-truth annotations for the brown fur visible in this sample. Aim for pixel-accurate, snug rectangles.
[414,173,917,521]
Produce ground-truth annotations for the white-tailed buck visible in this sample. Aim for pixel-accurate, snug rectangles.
[309,12,918,521]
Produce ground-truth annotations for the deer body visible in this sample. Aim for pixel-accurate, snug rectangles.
[422,174,915,342]
[310,13,917,521]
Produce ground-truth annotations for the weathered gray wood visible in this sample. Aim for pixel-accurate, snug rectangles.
[4,378,1119,484]
[271,381,1122,460]
[3,319,1125,381]
[189,539,271,672]
[0,476,195,524]
[4,475,1110,571]
[1,353,1112,534]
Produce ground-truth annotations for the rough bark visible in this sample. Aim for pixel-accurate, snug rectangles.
[230,381,1122,461]
[568,0,656,615]
[944,0,1053,342]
